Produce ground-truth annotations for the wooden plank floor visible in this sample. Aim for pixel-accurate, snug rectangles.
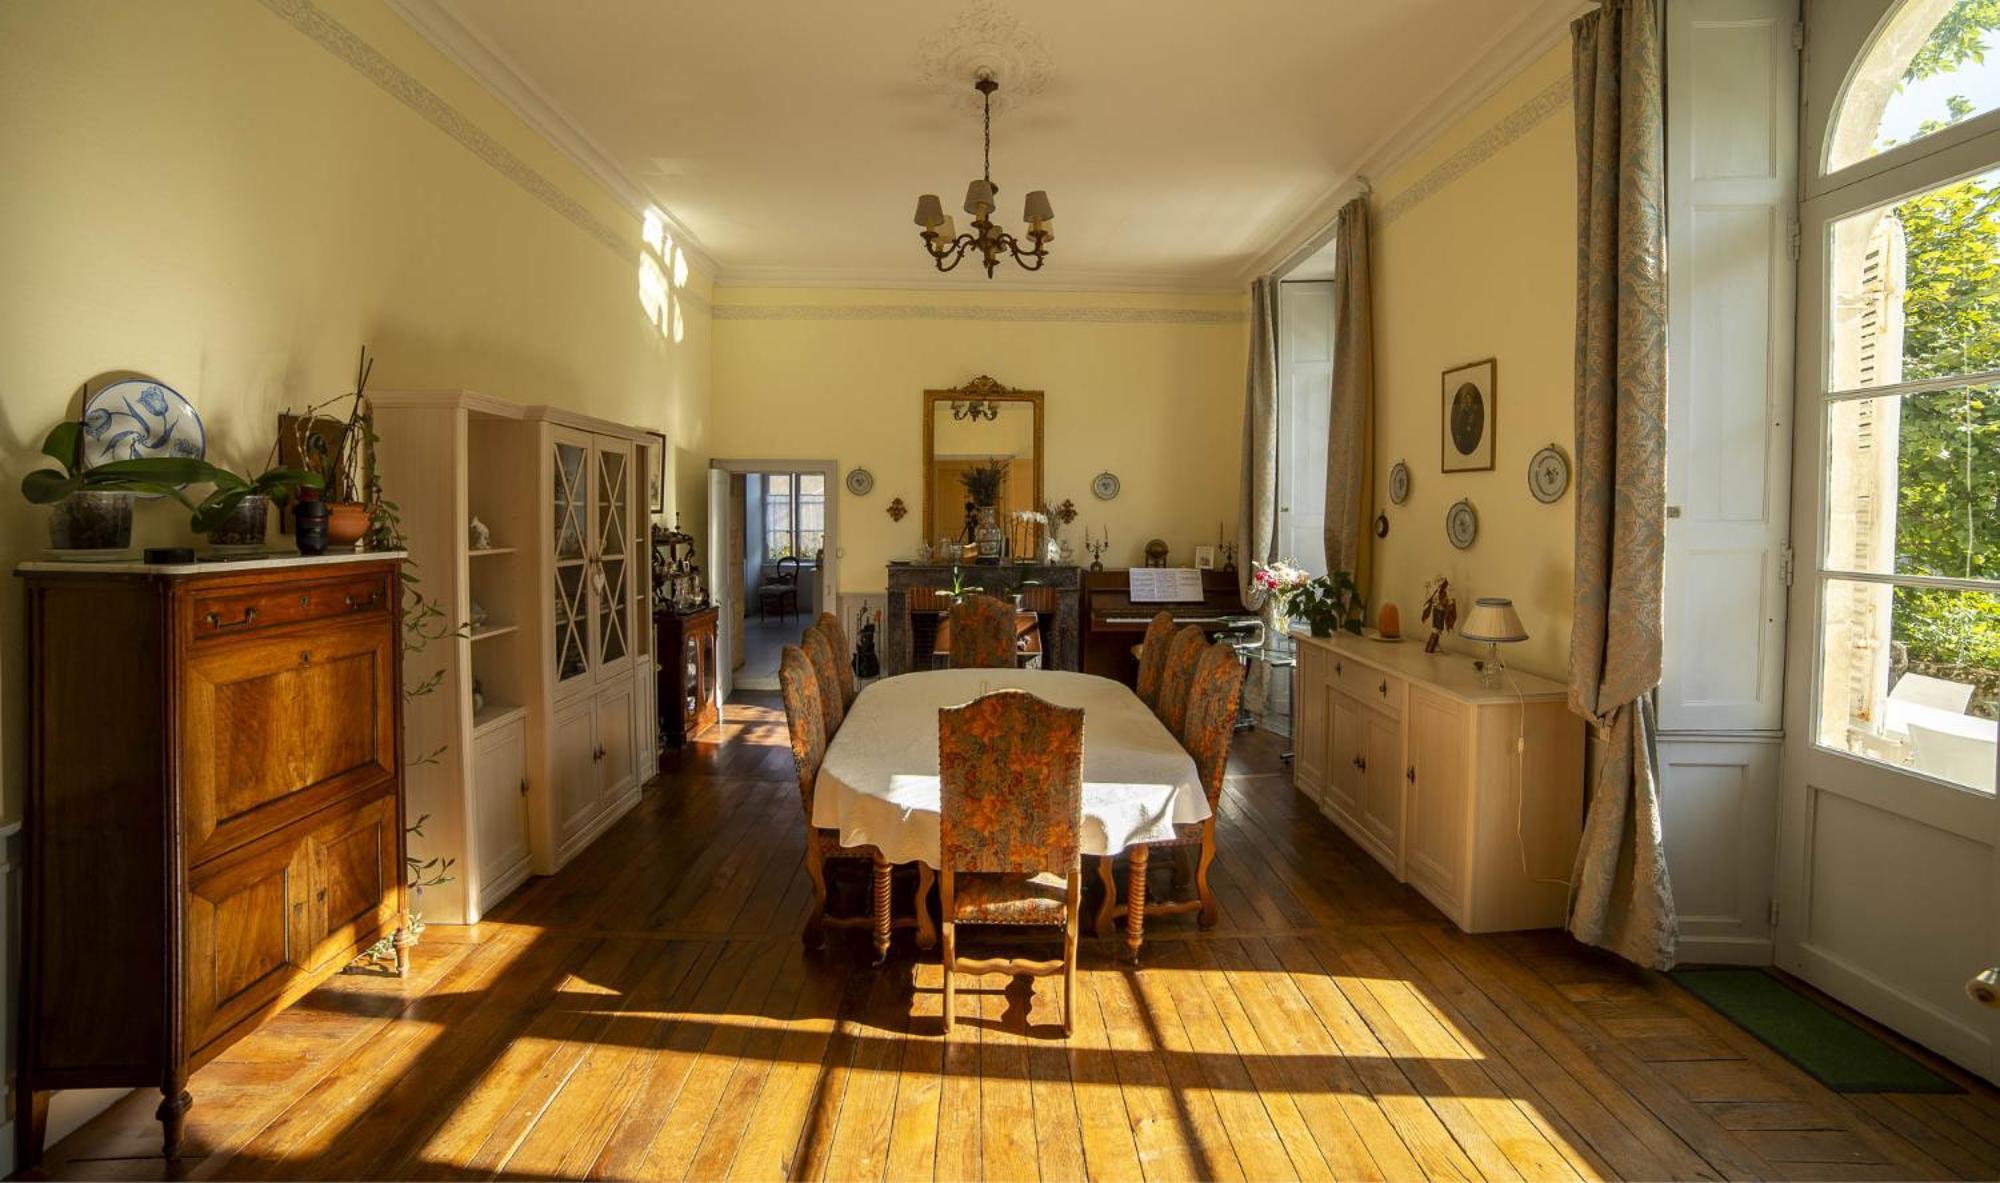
[38,693,2000,1182]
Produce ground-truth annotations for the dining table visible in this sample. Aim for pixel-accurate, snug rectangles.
[814,668,1207,958]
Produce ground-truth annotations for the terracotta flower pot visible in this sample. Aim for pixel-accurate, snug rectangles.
[325,501,370,548]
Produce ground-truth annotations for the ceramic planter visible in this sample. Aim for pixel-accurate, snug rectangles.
[325,501,370,548]
[204,496,269,548]
[47,491,134,550]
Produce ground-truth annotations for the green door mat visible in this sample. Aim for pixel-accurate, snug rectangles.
[1671,968,1960,1093]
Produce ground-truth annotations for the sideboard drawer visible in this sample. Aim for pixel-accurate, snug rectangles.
[1331,654,1405,715]
[188,568,391,643]
[180,617,399,864]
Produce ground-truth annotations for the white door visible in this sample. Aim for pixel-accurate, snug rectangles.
[1779,0,2000,1082]
[552,695,599,844]
[595,681,638,805]
[1277,280,1334,573]
[471,719,530,913]
[709,465,733,716]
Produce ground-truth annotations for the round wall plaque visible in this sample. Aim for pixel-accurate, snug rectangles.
[1388,460,1411,506]
[1091,471,1121,500]
[1446,498,1478,549]
[845,467,875,496]
[1528,445,1570,504]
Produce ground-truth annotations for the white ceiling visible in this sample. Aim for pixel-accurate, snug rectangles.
[403,0,1579,290]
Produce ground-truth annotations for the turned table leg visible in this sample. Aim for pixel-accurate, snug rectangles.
[157,1085,193,1162]
[1125,846,1149,964]
[871,854,893,965]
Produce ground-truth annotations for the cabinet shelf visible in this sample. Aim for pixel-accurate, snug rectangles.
[468,547,517,558]
[473,701,527,735]
[469,623,518,643]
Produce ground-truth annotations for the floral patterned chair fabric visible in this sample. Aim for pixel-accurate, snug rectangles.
[1099,639,1247,946]
[801,624,846,737]
[945,593,1018,669]
[815,611,859,707]
[1152,624,1209,738]
[936,689,1085,1033]
[1133,611,1177,709]
[781,645,931,957]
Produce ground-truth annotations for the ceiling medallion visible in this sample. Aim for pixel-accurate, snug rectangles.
[915,0,1051,116]
[912,74,1054,277]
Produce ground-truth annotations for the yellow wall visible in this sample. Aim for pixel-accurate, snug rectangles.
[1368,44,1575,679]
[0,0,711,815]
[709,288,1248,591]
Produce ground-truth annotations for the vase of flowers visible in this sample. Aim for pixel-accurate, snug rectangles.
[1251,559,1309,637]
[1254,561,1368,638]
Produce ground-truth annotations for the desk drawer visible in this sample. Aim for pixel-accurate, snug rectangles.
[189,568,391,643]
[1327,651,1405,715]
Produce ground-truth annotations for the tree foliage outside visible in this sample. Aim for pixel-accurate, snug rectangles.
[1884,6,2000,713]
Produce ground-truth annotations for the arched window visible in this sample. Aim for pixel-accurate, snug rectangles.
[1825,0,2000,173]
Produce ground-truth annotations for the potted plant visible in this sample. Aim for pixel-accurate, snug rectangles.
[280,347,377,548]
[191,466,325,549]
[1284,571,1368,638]
[958,458,1007,563]
[20,421,218,550]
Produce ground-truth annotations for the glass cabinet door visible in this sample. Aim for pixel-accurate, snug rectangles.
[594,442,633,671]
[553,437,590,685]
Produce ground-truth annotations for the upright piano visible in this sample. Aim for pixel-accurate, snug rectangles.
[1082,567,1255,683]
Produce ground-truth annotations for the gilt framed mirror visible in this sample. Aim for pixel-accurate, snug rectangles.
[922,375,1044,547]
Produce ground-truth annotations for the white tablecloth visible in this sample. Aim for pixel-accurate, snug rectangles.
[813,669,1208,868]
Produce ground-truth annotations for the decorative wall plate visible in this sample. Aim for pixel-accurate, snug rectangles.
[82,379,206,467]
[1528,444,1570,503]
[1446,498,1478,549]
[1388,460,1411,505]
[1091,471,1121,500]
[845,467,875,496]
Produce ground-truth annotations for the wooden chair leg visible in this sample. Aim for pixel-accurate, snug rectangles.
[802,846,829,949]
[1094,853,1120,937]
[1125,846,1149,963]
[1064,880,1080,1036]
[1196,827,1219,930]
[870,853,893,965]
[941,920,956,1033]
[914,863,937,950]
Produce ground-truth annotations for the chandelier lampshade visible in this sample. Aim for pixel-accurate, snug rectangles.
[914,75,1053,277]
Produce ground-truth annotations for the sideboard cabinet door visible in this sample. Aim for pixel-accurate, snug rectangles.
[1406,689,1468,908]
[184,821,315,1055]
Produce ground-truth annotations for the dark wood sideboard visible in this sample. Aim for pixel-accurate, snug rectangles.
[14,554,409,1168]
[657,604,719,752]
[883,562,1082,674]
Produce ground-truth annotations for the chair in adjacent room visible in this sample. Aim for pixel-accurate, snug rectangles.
[1152,624,1209,736]
[801,622,847,737]
[816,610,859,708]
[1133,610,1176,709]
[937,690,1085,1034]
[780,645,930,960]
[757,554,802,620]
[945,592,1018,669]
[1098,640,1247,952]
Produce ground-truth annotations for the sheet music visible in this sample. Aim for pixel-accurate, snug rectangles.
[1128,567,1206,604]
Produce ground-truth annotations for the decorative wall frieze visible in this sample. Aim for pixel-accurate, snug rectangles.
[710,302,1245,325]
[1377,75,1571,228]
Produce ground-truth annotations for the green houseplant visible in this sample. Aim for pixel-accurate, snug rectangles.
[1283,570,1368,638]
[190,466,325,547]
[20,421,221,549]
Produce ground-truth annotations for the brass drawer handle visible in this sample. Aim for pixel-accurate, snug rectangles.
[343,590,381,610]
[1334,660,1343,676]
[1406,765,1417,784]
[205,606,258,630]
[1379,679,1389,696]
[519,777,530,796]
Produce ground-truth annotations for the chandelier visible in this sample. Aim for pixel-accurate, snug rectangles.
[951,398,1000,421]
[912,75,1054,277]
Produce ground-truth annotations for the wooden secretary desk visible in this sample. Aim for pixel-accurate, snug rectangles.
[14,552,408,1167]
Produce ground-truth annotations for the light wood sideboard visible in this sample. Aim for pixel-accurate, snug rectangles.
[1291,631,1584,933]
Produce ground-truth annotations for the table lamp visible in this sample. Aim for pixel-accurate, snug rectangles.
[1460,597,1527,687]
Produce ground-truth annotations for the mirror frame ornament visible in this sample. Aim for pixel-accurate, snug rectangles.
[921,374,1045,542]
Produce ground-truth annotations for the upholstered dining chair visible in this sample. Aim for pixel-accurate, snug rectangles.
[945,593,1018,669]
[937,690,1085,1034]
[1133,611,1176,709]
[815,611,859,708]
[1152,624,1209,737]
[801,623,847,737]
[780,645,931,961]
[1097,640,1246,956]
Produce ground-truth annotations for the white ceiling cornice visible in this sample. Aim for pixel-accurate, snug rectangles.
[1237,0,1590,283]
[382,0,718,279]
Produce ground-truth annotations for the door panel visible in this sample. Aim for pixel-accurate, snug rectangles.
[596,682,638,803]
[185,831,310,1054]
[473,719,531,897]
[1406,690,1466,902]
[1362,711,1403,860]
[1661,737,1781,963]
[1325,694,1364,822]
[552,429,592,693]
[553,696,599,840]
[595,438,635,679]
[305,793,398,972]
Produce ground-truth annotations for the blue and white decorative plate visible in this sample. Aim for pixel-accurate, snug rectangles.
[81,380,206,468]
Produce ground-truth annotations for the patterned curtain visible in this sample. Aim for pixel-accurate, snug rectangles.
[1323,196,1375,592]
[1567,0,1677,970]
[1237,276,1281,610]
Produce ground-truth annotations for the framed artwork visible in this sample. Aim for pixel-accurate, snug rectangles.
[1440,358,1496,473]
[646,430,668,514]
[1193,545,1217,570]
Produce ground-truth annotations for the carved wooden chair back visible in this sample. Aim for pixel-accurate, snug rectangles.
[938,690,1084,876]
[1181,641,1248,809]
[778,645,826,816]
[801,624,846,736]
[945,593,1018,669]
[815,611,858,706]
[1133,611,1177,708]
[1153,624,1209,737]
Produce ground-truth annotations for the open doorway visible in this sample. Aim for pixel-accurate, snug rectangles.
[707,459,840,702]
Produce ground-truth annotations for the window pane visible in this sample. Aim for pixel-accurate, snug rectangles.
[797,474,825,558]
[766,475,793,558]
[1827,0,2000,172]
[1825,387,2000,577]
[1829,166,2000,391]
[1816,578,1998,792]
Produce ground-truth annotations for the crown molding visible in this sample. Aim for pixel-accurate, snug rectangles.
[382,0,717,279]
[1237,0,1588,283]
[713,262,1242,296]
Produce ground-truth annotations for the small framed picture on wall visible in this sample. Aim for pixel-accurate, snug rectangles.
[646,430,668,514]
[1193,545,1218,570]
[1440,357,1496,473]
